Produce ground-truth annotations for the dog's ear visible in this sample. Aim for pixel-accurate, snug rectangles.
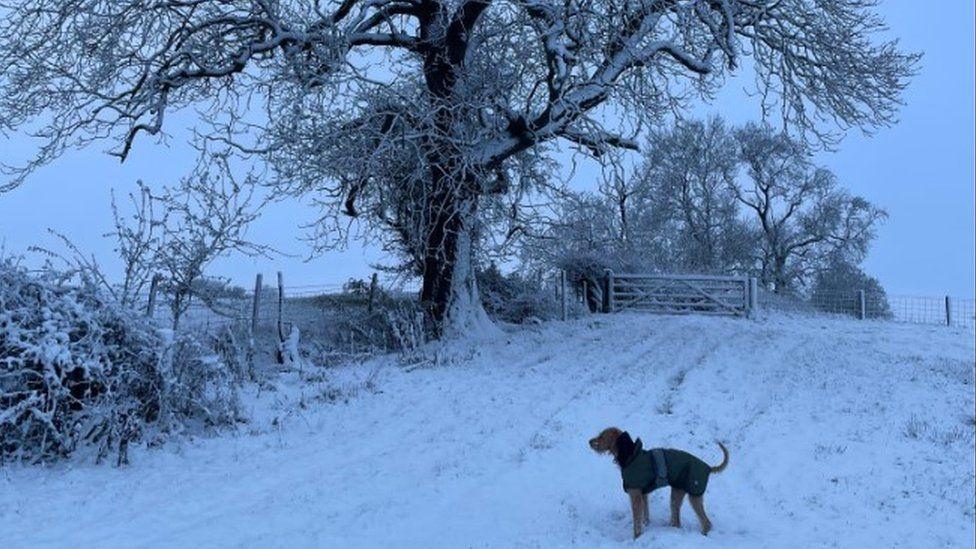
[614,431,635,465]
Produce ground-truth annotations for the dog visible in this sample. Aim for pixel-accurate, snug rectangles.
[589,427,729,540]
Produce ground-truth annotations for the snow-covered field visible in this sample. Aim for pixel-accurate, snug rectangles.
[1,313,973,548]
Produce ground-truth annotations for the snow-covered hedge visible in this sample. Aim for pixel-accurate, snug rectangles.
[0,261,240,464]
[477,264,560,324]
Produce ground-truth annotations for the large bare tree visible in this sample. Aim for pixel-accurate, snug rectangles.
[638,116,750,273]
[0,0,917,335]
[734,122,887,292]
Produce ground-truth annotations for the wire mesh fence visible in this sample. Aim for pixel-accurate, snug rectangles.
[758,289,975,329]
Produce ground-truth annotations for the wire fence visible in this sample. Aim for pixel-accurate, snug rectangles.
[757,289,975,329]
[133,270,974,355]
[132,274,425,362]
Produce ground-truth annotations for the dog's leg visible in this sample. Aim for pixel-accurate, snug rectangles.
[628,489,644,539]
[688,495,712,535]
[669,488,685,527]
[642,493,650,526]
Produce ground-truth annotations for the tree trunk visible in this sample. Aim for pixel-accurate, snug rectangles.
[418,193,496,338]
[772,255,790,294]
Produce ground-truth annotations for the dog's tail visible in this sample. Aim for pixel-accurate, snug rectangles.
[709,441,730,474]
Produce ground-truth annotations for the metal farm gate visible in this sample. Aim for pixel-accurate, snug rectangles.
[601,272,758,317]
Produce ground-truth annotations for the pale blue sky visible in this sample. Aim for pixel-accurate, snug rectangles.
[0,1,973,296]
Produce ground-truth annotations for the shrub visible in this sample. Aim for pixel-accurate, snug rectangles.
[811,259,893,319]
[343,277,371,296]
[159,332,242,430]
[477,263,559,323]
[0,261,240,464]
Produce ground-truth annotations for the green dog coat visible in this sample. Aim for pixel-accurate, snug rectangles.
[620,438,712,497]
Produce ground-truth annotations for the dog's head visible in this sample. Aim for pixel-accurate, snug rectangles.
[588,427,636,465]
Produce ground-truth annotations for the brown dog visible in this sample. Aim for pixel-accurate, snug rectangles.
[589,427,729,540]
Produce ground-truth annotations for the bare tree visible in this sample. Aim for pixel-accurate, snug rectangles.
[734,123,887,292]
[151,157,270,329]
[29,184,163,308]
[107,184,166,307]
[522,191,619,269]
[638,116,750,273]
[0,0,918,335]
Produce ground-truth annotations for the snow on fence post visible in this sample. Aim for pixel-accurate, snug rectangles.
[858,290,866,320]
[603,269,615,313]
[945,296,952,326]
[560,269,568,321]
[251,273,263,337]
[748,277,759,318]
[368,272,379,313]
[146,274,161,318]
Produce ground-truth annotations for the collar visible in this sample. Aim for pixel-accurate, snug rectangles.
[620,438,644,468]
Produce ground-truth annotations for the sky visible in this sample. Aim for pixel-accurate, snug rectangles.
[0,1,973,297]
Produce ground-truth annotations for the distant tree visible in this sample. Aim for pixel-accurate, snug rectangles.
[0,0,919,336]
[733,123,887,293]
[811,257,892,319]
[519,191,633,278]
[637,117,752,273]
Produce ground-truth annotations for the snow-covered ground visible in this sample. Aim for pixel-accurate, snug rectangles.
[1,313,973,548]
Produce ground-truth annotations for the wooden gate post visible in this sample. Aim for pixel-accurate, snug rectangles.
[857,290,866,320]
[945,296,952,326]
[146,274,161,318]
[251,273,263,336]
[602,269,614,313]
[748,277,759,318]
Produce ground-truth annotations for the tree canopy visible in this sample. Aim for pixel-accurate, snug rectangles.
[0,0,919,334]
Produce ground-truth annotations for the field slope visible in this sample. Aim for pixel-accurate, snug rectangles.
[1,314,973,548]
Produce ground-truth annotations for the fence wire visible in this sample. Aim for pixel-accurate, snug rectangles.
[759,289,975,328]
[132,272,974,345]
[133,277,424,361]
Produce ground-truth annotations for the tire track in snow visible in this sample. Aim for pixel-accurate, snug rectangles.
[521,316,740,460]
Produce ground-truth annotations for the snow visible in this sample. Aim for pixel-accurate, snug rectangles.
[444,224,501,340]
[1,313,973,548]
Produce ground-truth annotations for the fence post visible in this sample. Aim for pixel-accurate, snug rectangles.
[858,290,866,320]
[146,274,161,318]
[277,271,285,341]
[560,270,568,321]
[748,277,759,318]
[603,269,614,313]
[945,296,952,326]
[276,271,286,364]
[368,272,379,313]
[251,273,263,337]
